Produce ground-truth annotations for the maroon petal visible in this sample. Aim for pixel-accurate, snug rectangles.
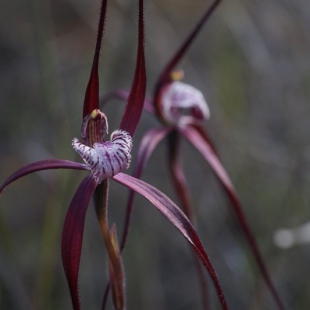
[120,127,171,251]
[61,175,97,310]
[181,125,286,310]
[113,173,228,310]
[155,0,223,88]
[168,130,209,309]
[168,130,192,219]
[83,0,108,117]
[0,159,88,193]
[119,0,146,137]
[100,90,154,114]
[101,127,171,310]
[189,122,218,155]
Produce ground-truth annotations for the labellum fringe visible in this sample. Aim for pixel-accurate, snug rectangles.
[72,129,133,184]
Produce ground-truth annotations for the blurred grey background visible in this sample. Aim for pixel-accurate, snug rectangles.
[1,0,310,309]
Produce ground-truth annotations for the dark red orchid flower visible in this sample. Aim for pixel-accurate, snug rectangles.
[0,1,230,310]
[101,0,286,309]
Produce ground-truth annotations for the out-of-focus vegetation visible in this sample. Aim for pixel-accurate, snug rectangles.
[1,0,310,309]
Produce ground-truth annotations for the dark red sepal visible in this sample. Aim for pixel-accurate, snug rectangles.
[119,0,146,137]
[181,125,286,310]
[167,129,210,309]
[0,159,88,194]
[83,0,108,117]
[154,0,223,119]
[101,127,170,310]
[120,127,171,251]
[113,173,229,310]
[61,175,98,310]
[156,0,222,86]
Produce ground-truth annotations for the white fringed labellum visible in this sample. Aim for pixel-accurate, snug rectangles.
[161,81,210,125]
[72,129,133,184]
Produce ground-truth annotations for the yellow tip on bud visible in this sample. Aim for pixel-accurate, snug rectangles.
[91,109,100,120]
[171,69,184,81]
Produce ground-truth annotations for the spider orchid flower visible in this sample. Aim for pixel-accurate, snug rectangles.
[101,0,286,309]
[0,1,230,310]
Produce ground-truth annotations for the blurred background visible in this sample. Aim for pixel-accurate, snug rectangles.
[1,0,310,309]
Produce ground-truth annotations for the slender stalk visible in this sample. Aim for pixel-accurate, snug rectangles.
[95,180,126,310]
[167,130,210,310]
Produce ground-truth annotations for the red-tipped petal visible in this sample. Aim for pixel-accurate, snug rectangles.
[101,90,154,114]
[0,159,88,193]
[181,125,286,310]
[83,0,108,117]
[119,0,146,137]
[113,173,228,310]
[61,175,97,310]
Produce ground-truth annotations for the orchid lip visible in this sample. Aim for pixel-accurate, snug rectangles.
[73,129,133,184]
[161,81,210,125]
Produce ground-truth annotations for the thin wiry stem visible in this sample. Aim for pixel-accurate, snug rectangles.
[167,130,210,310]
[95,180,126,310]
[167,130,193,218]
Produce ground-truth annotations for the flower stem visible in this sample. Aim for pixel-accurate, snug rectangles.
[95,180,126,310]
[168,130,210,310]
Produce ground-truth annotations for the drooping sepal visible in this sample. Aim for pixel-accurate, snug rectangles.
[113,173,228,310]
[61,175,98,310]
[181,125,286,310]
[73,130,133,184]
[0,159,88,194]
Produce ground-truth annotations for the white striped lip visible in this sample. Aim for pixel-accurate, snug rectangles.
[161,81,210,126]
[73,114,133,183]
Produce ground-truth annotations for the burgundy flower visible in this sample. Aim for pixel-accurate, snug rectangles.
[0,1,229,310]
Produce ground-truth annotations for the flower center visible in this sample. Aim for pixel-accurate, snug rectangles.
[73,110,133,183]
